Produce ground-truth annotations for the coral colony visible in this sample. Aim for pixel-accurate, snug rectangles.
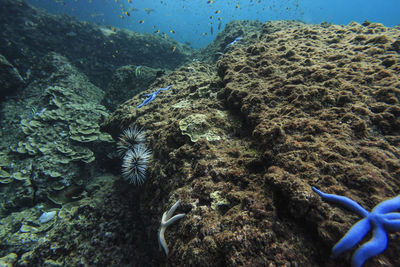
[117,125,151,185]
[313,187,400,267]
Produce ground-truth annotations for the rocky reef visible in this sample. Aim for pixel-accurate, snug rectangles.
[102,21,400,266]
[0,0,400,266]
[0,0,193,91]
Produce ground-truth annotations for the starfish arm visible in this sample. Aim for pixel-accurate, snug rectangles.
[164,213,185,227]
[161,211,168,224]
[158,226,169,256]
[382,213,400,231]
[158,200,185,256]
[312,187,369,217]
[137,96,151,108]
[351,224,388,267]
[166,199,181,220]
[382,212,400,220]
[332,218,371,258]
[141,93,153,98]
[372,195,400,214]
[155,85,171,94]
[138,95,157,108]
[148,94,156,103]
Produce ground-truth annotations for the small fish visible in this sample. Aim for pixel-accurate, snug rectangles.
[171,46,177,52]
[163,33,167,38]
[154,29,160,33]
[218,17,222,21]
[152,25,156,28]
[124,11,130,16]
[128,0,132,3]
[111,27,116,32]
[210,25,214,35]
[139,20,144,23]
[90,13,104,17]
[215,10,220,14]
[145,44,150,47]
[207,0,213,3]
[144,8,154,14]
[210,16,213,19]
[170,30,175,34]
[236,4,240,8]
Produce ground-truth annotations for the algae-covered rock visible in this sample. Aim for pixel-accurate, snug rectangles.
[179,113,223,142]
[0,0,194,88]
[0,168,13,184]
[0,54,25,99]
[210,191,230,213]
[0,253,18,267]
[103,64,165,111]
[100,20,400,266]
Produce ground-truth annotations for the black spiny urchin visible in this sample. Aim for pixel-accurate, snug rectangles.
[117,125,146,157]
[121,143,152,185]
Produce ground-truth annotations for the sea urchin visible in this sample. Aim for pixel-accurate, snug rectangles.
[121,143,152,185]
[117,125,146,157]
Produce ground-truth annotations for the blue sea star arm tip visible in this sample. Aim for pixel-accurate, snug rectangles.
[312,187,369,217]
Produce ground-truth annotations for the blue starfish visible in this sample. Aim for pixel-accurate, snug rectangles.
[313,187,400,267]
[225,36,243,48]
[137,85,172,108]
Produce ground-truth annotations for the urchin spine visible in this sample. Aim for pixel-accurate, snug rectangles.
[117,125,146,157]
[118,124,151,185]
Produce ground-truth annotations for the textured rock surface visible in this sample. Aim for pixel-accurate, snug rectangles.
[103,65,165,111]
[101,21,400,266]
[0,54,25,99]
[196,20,264,63]
[0,3,399,264]
[0,0,193,88]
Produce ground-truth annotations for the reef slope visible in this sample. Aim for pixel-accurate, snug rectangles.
[102,21,400,266]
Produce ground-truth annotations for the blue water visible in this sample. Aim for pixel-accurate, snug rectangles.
[26,0,400,48]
